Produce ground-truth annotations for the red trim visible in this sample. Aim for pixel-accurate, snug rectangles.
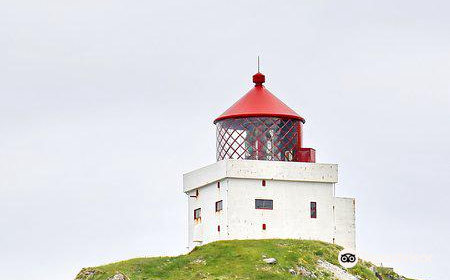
[215,113,304,123]
[296,122,302,161]
[299,148,316,163]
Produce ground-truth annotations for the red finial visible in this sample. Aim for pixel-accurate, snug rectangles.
[253,72,265,86]
[253,56,265,86]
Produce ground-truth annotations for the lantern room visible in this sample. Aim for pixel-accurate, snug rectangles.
[214,72,315,163]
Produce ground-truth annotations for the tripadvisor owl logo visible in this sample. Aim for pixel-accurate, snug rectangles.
[338,248,358,268]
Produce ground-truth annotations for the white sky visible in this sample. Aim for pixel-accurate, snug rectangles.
[0,1,449,279]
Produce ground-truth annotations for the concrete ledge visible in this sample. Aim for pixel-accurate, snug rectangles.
[183,159,338,193]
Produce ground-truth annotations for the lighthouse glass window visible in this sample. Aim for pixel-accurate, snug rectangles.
[216,117,301,162]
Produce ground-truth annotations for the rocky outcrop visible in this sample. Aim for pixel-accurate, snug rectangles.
[107,273,129,280]
[317,260,358,280]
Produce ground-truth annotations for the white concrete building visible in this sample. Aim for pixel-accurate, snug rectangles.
[183,72,356,250]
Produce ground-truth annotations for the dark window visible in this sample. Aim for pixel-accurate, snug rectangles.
[262,180,266,186]
[215,200,223,212]
[310,202,317,218]
[194,208,201,220]
[255,199,273,210]
[217,181,220,188]
[217,225,221,232]
[262,223,267,230]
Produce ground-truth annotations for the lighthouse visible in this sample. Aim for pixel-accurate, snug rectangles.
[183,72,356,250]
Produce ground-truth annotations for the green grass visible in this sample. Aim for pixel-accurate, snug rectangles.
[75,239,418,280]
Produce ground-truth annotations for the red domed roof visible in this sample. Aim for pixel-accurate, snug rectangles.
[214,72,305,123]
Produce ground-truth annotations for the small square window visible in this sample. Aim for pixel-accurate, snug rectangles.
[215,200,223,212]
[310,202,317,218]
[194,208,201,220]
[255,199,273,210]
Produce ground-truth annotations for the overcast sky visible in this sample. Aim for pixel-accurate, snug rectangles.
[1,1,449,279]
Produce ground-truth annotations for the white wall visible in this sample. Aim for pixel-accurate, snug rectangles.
[334,197,356,249]
[227,178,335,243]
[183,159,338,192]
[185,160,355,250]
[187,179,228,249]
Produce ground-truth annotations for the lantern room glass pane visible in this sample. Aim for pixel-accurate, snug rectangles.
[216,117,300,162]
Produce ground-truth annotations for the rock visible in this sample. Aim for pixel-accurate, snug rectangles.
[287,265,315,277]
[75,268,99,280]
[107,272,128,280]
[317,260,358,280]
[375,271,383,280]
[191,258,207,265]
[297,265,315,277]
[263,257,277,264]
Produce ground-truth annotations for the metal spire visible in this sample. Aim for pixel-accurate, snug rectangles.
[257,56,260,73]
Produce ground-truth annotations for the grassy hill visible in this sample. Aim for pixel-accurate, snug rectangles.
[75,239,417,280]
